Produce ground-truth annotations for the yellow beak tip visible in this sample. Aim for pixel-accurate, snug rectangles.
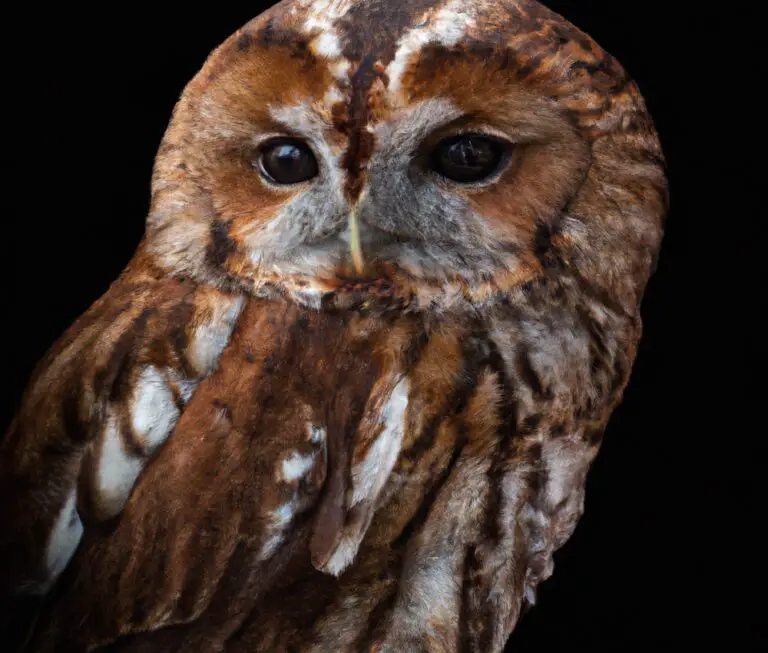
[348,210,365,274]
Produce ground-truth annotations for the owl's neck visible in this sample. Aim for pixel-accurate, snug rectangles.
[247,262,546,315]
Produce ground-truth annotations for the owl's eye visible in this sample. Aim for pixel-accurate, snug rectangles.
[431,134,510,183]
[256,138,318,184]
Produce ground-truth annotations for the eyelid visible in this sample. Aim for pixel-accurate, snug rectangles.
[249,135,317,166]
[438,131,510,148]
[413,119,518,160]
[428,133,515,186]
[256,135,310,151]
[448,125,518,145]
[249,131,310,150]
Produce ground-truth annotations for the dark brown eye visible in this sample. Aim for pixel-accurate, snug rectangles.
[431,134,509,183]
[256,138,318,184]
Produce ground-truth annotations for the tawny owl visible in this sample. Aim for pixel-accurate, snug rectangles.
[0,0,667,651]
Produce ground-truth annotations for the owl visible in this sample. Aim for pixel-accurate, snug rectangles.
[0,0,667,651]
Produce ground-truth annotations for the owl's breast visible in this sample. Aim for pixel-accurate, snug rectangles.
[27,280,631,652]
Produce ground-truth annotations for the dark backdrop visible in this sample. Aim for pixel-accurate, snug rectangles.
[4,1,763,649]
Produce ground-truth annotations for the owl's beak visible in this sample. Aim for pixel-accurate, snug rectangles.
[348,205,365,274]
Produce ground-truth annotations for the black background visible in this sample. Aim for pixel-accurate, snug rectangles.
[4,1,764,650]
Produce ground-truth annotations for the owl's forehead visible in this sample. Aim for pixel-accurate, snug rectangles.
[187,0,621,200]
[292,0,480,59]
[272,0,555,70]
[203,0,587,105]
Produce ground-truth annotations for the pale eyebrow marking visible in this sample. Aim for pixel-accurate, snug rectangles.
[302,0,354,63]
[386,0,477,95]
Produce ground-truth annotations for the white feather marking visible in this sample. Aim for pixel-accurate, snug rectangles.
[303,0,353,65]
[351,377,409,507]
[176,377,198,404]
[294,287,326,310]
[131,365,180,453]
[43,488,83,592]
[258,415,329,560]
[387,0,476,94]
[322,378,410,577]
[187,296,245,375]
[321,537,361,578]
[301,0,354,29]
[323,85,345,107]
[258,500,298,561]
[273,502,294,528]
[279,450,317,482]
[541,434,594,509]
[97,413,144,516]
[329,59,351,81]
[307,423,327,444]
[258,533,284,562]
[313,30,342,57]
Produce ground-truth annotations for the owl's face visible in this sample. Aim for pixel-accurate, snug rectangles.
[145,0,664,309]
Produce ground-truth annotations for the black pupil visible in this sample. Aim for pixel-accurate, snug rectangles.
[259,140,317,184]
[433,135,506,183]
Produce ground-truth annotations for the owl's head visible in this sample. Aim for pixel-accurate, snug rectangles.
[145,0,667,310]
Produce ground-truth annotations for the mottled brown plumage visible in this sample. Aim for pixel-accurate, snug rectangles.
[1,1,667,651]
